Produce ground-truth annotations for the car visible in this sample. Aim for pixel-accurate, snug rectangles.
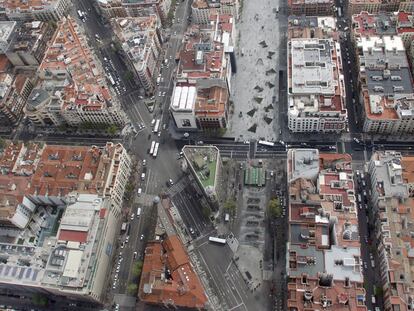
[133,251,137,259]
[142,159,147,166]
[141,173,146,180]
[130,213,135,220]
[162,92,166,97]
[168,179,174,186]
[162,123,167,130]
[150,96,155,100]
[126,236,129,243]
[189,227,195,235]
[174,31,177,35]
[158,131,161,137]
[120,242,125,249]
[158,91,162,97]
[140,234,144,240]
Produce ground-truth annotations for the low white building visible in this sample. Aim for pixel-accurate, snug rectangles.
[170,84,198,130]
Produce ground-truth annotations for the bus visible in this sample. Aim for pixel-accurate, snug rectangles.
[153,142,160,158]
[209,236,226,244]
[149,141,156,155]
[121,222,128,232]
[258,140,274,147]
[153,119,161,133]
[107,74,116,86]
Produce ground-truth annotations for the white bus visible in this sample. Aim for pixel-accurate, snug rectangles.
[107,74,116,86]
[153,119,161,133]
[209,236,226,244]
[153,142,160,158]
[149,141,156,155]
[258,140,274,147]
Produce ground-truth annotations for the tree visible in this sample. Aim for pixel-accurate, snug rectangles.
[0,137,5,150]
[132,261,143,277]
[268,198,282,218]
[127,283,138,295]
[224,199,236,212]
[106,124,118,136]
[32,293,48,306]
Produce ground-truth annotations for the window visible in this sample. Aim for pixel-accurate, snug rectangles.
[181,119,191,127]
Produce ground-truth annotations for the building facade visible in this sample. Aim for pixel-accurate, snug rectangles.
[287,38,348,133]
[24,17,127,127]
[191,0,238,24]
[368,151,414,311]
[111,16,162,95]
[4,0,71,21]
[287,149,367,310]
[354,36,414,134]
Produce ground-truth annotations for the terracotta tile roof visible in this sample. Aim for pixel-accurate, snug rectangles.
[58,229,88,243]
[139,235,207,309]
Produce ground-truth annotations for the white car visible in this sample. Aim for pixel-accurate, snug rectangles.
[130,213,135,220]
[158,91,162,97]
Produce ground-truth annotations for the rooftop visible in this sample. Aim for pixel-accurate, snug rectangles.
[0,141,127,229]
[287,149,365,309]
[357,36,414,120]
[288,16,338,40]
[369,152,414,308]
[139,235,207,309]
[35,17,113,113]
[0,193,110,293]
[111,16,159,71]
[182,145,219,189]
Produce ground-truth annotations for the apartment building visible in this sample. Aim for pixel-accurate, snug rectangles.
[171,15,234,130]
[287,149,367,311]
[352,11,414,47]
[139,235,207,309]
[4,0,70,21]
[4,20,56,68]
[348,0,414,15]
[97,0,171,22]
[288,16,338,41]
[288,0,334,16]
[24,17,127,127]
[0,141,131,230]
[355,36,414,134]
[367,151,414,311]
[191,0,238,24]
[0,193,121,304]
[0,72,34,125]
[287,38,348,133]
[111,16,162,95]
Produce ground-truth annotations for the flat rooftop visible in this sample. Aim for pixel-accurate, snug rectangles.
[182,145,219,189]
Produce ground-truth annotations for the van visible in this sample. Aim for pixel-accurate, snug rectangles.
[137,188,142,196]
[224,213,230,222]
[137,207,142,217]
[371,296,376,304]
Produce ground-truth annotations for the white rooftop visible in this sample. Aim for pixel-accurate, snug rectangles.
[170,85,197,111]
